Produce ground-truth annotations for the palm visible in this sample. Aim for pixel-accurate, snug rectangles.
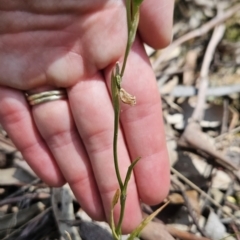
[0,0,126,89]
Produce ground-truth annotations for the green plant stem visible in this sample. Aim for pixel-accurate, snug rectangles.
[115,157,140,235]
[116,190,127,235]
[113,83,123,189]
[113,1,135,231]
[111,1,143,238]
[120,0,132,77]
[120,42,131,78]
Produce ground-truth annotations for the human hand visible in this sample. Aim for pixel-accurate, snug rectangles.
[0,0,174,233]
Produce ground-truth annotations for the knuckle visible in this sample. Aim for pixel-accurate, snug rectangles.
[82,128,113,155]
[45,129,78,150]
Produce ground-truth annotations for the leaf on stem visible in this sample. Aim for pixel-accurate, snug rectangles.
[132,0,144,6]
[111,189,120,240]
[124,157,141,190]
[112,189,120,208]
[128,0,144,22]
[131,0,144,20]
[129,0,143,44]
[127,201,170,240]
[121,0,143,76]
[111,71,120,109]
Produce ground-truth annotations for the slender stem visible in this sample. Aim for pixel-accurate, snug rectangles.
[111,1,143,238]
[116,190,127,235]
[120,0,132,77]
[113,92,123,189]
[120,44,131,78]
[116,157,140,235]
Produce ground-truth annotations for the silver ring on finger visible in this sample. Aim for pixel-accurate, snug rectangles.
[25,89,67,106]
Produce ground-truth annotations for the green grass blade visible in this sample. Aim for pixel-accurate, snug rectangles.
[127,201,170,240]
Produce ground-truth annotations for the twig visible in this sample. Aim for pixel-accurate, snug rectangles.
[217,172,234,217]
[167,84,240,97]
[172,178,208,237]
[166,225,211,240]
[64,231,72,240]
[178,122,238,171]
[177,22,239,171]
[0,178,42,204]
[153,3,240,70]
[221,98,229,135]
[229,106,239,131]
[230,222,240,240]
[192,24,226,122]
[171,167,240,224]
[3,207,55,240]
[225,201,240,212]
[0,202,45,239]
[215,126,240,141]
[0,193,49,207]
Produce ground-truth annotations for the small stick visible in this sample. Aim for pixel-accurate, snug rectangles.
[153,3,240,69]
[221,98,229,135]
[171,177,208,237]
[230,223,240,240]
[166,225,211,240]
[64,231,73,240]
[192,24,226,122]
[217,173,234,217]
[177,21,238,171]
[215,126,240,141]
[1,178,42,202]
[0,193,49,207]
[171,167,240,224]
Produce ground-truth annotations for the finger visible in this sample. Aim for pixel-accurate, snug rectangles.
[0,86,65,186]
[31,93,105,221]
[68,74,142,233]
[105,37,170,205]
[139,0,174,49]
